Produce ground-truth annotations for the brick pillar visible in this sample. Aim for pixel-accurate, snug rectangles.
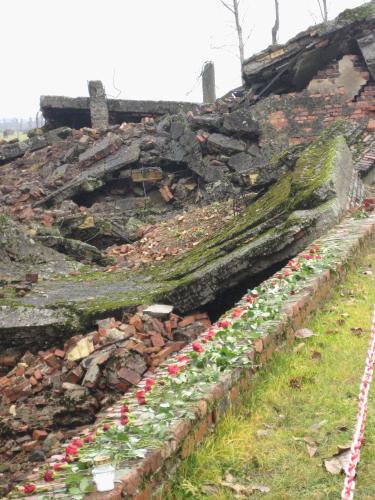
[88,80,109,130]
[202,62,216,104]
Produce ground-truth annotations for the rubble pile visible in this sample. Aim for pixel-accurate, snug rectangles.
[0,308,210,484]
[0,101,264,266]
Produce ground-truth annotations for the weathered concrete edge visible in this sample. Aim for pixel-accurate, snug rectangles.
[84,214,375,500]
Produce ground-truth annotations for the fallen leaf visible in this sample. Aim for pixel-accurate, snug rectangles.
[289,377,302,389]
[252,485,271,493]
[201,483,220,495]
[307,445,318,457]
[293,343,305,353]
[295,328,315,339]
[257,429,269,437]
[311,351,322,360]
[324,447,351,475]
[303,436,316,446]
[350,327,363,336]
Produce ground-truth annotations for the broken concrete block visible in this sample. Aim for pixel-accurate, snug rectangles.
[222,110,259,138]
[78,134,120,164]
[82,363,100,387]
[143,304,174,317]
[207,133,246,154]
[131,167,163,183]
[227,152,254,173]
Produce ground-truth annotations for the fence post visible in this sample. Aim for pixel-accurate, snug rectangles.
[202,61,216,104]
[88,80,109,130]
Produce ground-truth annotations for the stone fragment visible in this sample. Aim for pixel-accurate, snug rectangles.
[131,167,163,183]
[82,364,100,387]
[190,114,223,131]
[67,338,94,362]
[228,152,254,173]
[117,368,141,385]
[143,304,174,317]
[207,133,246,154]
[222,110,259,138]
[79,134,120,164]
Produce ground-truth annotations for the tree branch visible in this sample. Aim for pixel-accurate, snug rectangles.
[218,0,235,14]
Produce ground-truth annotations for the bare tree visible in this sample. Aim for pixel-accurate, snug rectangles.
[218,0,248,82]
[272,0,280,45]
[317,0,328,23]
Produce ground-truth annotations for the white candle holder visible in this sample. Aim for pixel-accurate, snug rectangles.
[92,455,115,492]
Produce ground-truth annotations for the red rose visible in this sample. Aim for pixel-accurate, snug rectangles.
[177,354,189,362]
[23,484,36,494]
[44,470,54,482]
[120,416,129,426]
[145,378,155,388]
[231,309,242,318]
[192,342,204,353]
[167,364,180,376]
[284,270,290,278]
[102,423,111,431]
[120,404,129,414]
[84,434,94,443]
[217,320,230,329]
[65,444,78,456]
[136,390,146,404]
[245,295,254,303]
[71,438,83,448]
[53,463,63,470]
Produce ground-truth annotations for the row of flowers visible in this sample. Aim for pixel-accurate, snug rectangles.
[17,242,340,498]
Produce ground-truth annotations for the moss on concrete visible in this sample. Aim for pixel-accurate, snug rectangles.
[337,1,375,24]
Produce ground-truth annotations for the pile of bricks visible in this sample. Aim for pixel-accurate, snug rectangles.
[0,307,210,490]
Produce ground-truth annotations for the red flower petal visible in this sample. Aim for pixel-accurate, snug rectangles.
[23,484,36,494]
[44,470,54,482]
[192,342,204,353]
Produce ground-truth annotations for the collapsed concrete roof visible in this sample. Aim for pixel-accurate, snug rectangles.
[243,0,375,98]
[41,95,200,129]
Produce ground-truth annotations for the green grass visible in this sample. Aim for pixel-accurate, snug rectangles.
[0,132,28,142]
[169,250,375,499]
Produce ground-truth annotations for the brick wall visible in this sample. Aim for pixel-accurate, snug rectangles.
[255,54,375,151]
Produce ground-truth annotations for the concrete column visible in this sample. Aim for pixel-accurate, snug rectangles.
[88,80,109,130]
[202,62,216,104]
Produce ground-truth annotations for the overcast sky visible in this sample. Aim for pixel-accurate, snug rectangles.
[0,0,365,119]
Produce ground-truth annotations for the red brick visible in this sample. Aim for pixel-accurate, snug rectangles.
[150,333,165,348]
[178,315,195,328]
[129,315,143,332]
[54,349,65,358]
[32,429,48,441]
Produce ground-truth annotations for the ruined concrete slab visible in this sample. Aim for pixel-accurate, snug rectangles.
[0,306,80,351]
[41,95,200,129]
[35,142,141,206]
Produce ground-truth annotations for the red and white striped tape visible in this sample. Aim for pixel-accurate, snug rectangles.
[341,309,375,500]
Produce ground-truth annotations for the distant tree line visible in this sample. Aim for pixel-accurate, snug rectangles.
[0,116,44,136]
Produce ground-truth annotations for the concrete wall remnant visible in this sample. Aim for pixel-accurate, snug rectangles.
[88,80,109,130]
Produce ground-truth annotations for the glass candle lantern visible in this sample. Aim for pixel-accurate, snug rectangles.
[92,455,115,492]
